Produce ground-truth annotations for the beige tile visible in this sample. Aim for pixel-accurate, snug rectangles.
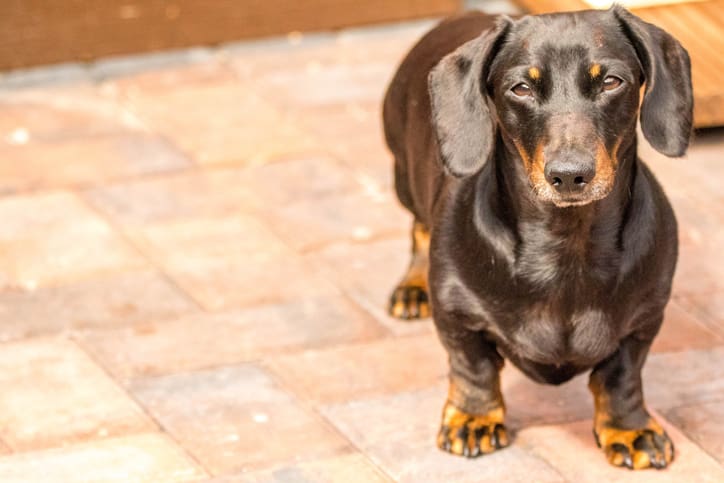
[0,84,190,193]
[84,167,260,227]
[0,433,206,483]
[267,332,447,405]
[517,415,724,483]
[0,191,146,290]
[127,214,339,310]
[286,102,394,190]
[0,338,154,451]
[130,364,351,475]
[664,401,724,464]
[0,85,130,142]
[322,387,565,483]
[0,133,190,194]
[675,292,724,339]
[85,154,359,227]
[225,453,391,483]
[0,269,197,340]
[79,296,387,381]
[263,189,408,251]
[644,347,724,409]
[307,237,430,336]
[651,299,724,353]
[238,154,363,207]
[249,59,395,110]
[103,57,236,96]
[123,80,318,166]
[674,233,724,296]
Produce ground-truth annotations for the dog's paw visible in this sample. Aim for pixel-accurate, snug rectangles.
[388,284,430,319]
[594,418,674,469]
[437,402,509,457]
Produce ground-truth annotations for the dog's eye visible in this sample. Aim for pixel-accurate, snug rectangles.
[602,76,623,92]
[511,83,532,97]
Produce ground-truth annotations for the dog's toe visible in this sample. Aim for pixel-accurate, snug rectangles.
[388,284,430,320]
[436,402,509,458]
[595,419,674,470]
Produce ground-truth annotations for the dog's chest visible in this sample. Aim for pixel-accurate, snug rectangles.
[510,305,618,365]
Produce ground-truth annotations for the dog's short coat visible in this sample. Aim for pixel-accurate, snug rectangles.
[383,6,693,469]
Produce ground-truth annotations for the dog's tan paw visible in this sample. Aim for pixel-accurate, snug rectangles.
[437,402,509,457]
[594,418,674,469]
[388,284,430,319]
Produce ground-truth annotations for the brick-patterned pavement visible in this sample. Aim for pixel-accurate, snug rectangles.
[0,10,722,483]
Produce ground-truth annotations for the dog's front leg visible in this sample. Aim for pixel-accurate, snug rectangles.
[589,334,674,469]
[435,321,509,457]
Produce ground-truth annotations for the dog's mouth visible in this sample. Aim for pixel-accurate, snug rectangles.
[534,181,614,208]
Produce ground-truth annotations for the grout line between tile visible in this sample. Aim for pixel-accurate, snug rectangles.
[74,191,210,314]
[259,361,400,483]
[69,336,214,478]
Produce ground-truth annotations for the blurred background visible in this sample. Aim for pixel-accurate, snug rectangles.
[0,1,721,482]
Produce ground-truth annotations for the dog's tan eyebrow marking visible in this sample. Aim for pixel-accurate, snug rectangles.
[589,63,601,78]
[528,67,541,80]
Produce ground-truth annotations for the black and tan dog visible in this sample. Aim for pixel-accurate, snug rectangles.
[383,6,692,470]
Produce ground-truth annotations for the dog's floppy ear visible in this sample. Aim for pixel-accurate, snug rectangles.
[428,19,511,177]
[613,6,693,157]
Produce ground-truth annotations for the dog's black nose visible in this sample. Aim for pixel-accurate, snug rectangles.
[544,159,595,192]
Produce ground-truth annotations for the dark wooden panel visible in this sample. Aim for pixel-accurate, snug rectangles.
[0,0,461,70]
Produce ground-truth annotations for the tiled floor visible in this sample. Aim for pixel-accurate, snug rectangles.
[0,6,723,483]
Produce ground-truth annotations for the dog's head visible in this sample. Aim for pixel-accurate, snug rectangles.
[429,6,693,207]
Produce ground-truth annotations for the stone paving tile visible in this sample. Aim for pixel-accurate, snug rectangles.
[0,191,146,290]
[130,364,351,475]
[516,415,724,483]
[674,233,724,296]
[651,299,724,353]
[278,101,394,191]
[644,346,724,409]
[84,166,260,227]
[126,214,339,310]
[307,237,432,336]
[0,132,190,193]
[664,401,724,464]
[79,296,387,382]
[239,154,363,206]
[0,433,206,483]
[0,85,129,141]
[121,78,318,166]
[322,388,565,483]
[675,293,724,339]
[0,269,197,341]
[0,86,190,193]
[262,189,408,251]
[220,453,391,483]
[85,154,359,226]
[0,338,154,451]
[225,21,426,88]
[267,332,447,405]
[226,28,399,189]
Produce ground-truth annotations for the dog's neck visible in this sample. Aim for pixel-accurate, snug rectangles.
[474,133,638,272]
